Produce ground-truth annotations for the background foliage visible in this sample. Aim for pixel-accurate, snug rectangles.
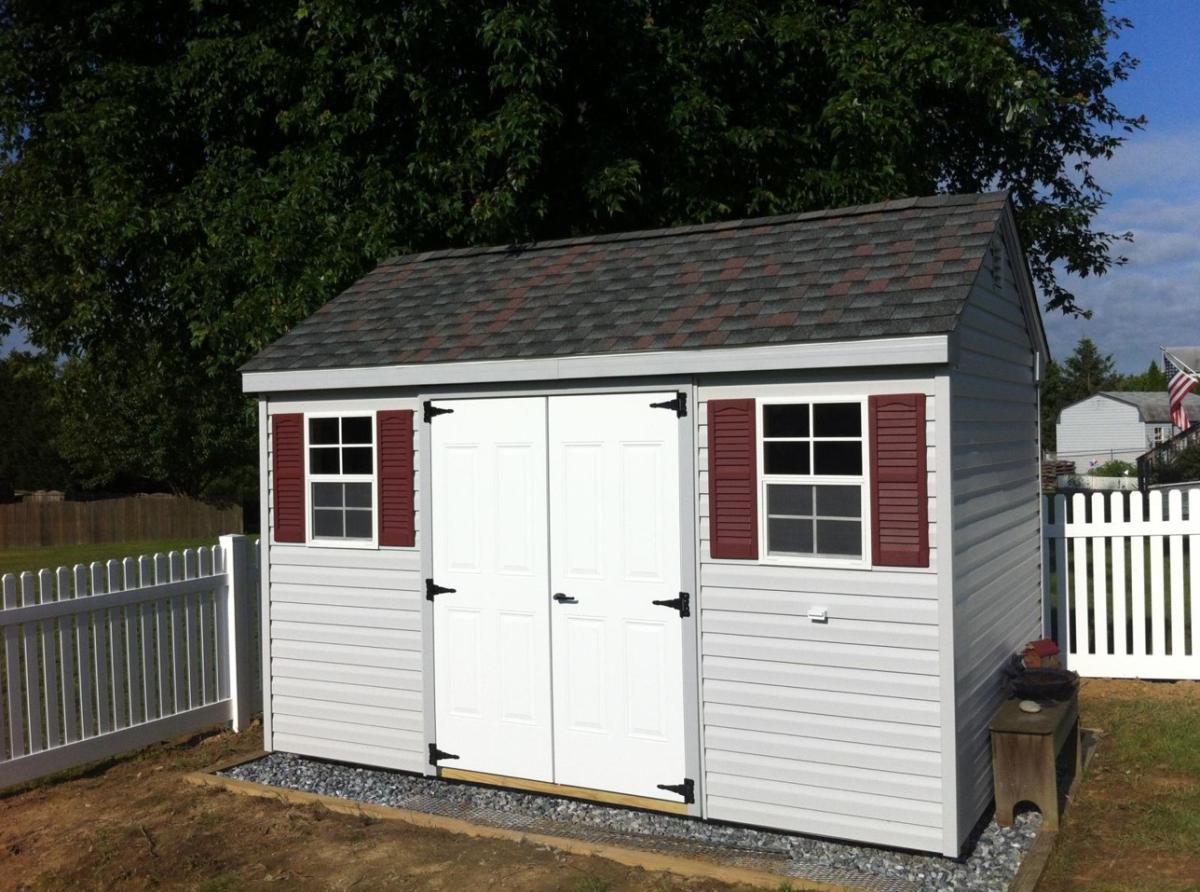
[0,0,1143,497]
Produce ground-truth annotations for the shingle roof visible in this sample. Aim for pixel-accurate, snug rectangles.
[1100,391,1200,424]
[243,191,1010,373]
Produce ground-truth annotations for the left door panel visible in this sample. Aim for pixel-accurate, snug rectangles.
[430,397,553,781]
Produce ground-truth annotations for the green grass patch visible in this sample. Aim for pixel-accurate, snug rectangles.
[0,538,218,579]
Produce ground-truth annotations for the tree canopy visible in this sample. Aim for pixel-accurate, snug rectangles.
[0,0,1144,495]
[0,352,70,492]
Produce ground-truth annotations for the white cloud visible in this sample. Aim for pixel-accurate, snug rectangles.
[1048,127,1200,372]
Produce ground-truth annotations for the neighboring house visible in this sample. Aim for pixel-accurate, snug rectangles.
[1055,391,1200,470]
[241,191,1047,857]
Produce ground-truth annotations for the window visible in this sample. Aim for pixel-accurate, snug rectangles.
[308,415,375,542]
[760,400,867,562]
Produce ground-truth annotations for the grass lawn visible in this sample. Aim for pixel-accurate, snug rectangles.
[0,538,218,580]
[1040,678,1200,891]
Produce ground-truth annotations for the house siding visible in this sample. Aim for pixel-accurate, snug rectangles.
[1056,395,1146,469]
[696,375,946,853]
[265,396,425,773]
[949,240,1043,845]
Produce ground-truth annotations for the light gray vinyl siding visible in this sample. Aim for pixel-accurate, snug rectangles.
[265,396,424,773]
[696,377,946,854]
[949,241,1042,844]
[1056,395,1146,468]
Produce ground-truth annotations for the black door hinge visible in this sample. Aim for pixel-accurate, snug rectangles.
[649,392,687,417]
[651,592,690,618]
[425,578,457,601]
[656,778,695,804]
[424,400,454,423]
[428,743,460,765]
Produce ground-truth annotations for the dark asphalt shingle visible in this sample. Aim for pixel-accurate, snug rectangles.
[243,191,1009,373]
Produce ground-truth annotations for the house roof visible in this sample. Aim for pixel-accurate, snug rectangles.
[1098,391,1200,424]
[243,191,1016,374]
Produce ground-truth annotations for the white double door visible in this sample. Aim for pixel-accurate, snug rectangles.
[430,393,686,800]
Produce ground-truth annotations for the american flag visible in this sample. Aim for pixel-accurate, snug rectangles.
[1165,352,1195,431]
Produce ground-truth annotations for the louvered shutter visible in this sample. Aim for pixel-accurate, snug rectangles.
[272,413,306,543]
[869,394,929,567]
[707,399,759,560]
[377,410,416,547]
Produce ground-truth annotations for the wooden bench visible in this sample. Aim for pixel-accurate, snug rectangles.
[990,695,1081,831]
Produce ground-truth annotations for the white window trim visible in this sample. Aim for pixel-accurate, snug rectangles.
[757,396,872,569]
[304,410,379,549]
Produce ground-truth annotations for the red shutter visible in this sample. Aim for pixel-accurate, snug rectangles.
[708,399,759,560]
[870,394,929,567]
[377,410,416,547]
[272,413,306,543]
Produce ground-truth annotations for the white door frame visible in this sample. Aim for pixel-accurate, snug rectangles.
[418,378,702,816]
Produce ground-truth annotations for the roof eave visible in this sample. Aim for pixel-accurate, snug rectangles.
[241,334,951,394]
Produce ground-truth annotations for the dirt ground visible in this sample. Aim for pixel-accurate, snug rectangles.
[0,726,761,892]
[1039,678,1200,892]
[4,678,1197,891]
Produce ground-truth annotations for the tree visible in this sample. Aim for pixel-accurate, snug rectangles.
[1061,337,1119,404]
[1040,358,1066,453]
[0,352,70,491]
[1116,360,1169,392]
[0,1,1144,495]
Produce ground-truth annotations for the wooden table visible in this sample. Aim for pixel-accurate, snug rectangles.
[990,695,1080,831]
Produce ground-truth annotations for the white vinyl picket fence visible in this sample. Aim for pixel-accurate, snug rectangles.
[1043,489,1200,680]
[0,534,260,789]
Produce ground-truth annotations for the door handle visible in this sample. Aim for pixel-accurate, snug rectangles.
[553,592,578,604]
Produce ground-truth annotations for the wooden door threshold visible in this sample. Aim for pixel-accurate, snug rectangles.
[438,767,690,815]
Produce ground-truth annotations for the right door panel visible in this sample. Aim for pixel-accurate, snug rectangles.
[547,393,686,800]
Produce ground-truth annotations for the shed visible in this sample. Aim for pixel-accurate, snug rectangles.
[1056,391,1200,470]
[241,191,1048,857]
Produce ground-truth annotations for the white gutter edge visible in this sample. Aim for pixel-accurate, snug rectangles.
[242,334,950,394]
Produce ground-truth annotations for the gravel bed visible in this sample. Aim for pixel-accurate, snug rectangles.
[225,752,1041,892]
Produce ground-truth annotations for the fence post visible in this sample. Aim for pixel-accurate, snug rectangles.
[220,534,254,732]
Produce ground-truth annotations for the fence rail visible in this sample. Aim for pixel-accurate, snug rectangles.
[1043,489,1199,680]
[0,535,259,789]
[0,496,242,548]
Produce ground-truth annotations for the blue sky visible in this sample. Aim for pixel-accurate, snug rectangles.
[1043,0,1200,372]
[3,0,1194,369]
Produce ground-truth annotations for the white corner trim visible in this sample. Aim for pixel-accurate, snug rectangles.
[242,335,950,394]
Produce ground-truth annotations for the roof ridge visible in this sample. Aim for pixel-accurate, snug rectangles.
[376,190,1010,269]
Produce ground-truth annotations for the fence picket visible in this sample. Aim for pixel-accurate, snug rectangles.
[169,552,187,712]
[74,565,95,738]
[123,557,144,727]
[1072,494,1090,655]
[57,567,79,745]
[3,575,24,760]
[1110,495,1128,657]
[1129,494,1147,659]
[106,561,128,730]
[154,554,171,716]
[1090,493,1109,657]
[20,573,44,754]
[38,570,61,750]
[1148,492,1167,656]
[1168,490,1186,656]
[214,545,230,701]
[1191,491,1200,656]
[198,548,213,705]
[139,555,158,721]
[91,563,112,735]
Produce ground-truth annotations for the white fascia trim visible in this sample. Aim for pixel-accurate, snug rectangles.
[242,334,950,394]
